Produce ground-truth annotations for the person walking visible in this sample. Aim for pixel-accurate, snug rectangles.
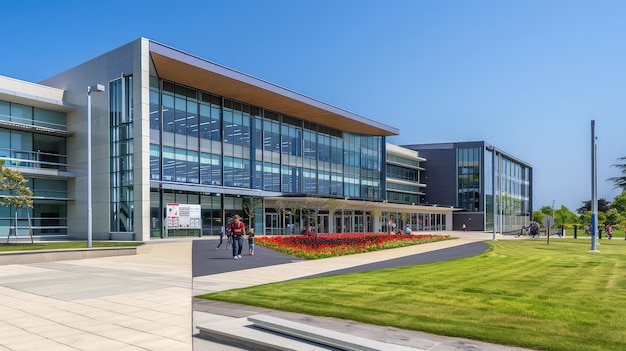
[216,225,225,250]
[227,214,245,260]
[247,228,255,255]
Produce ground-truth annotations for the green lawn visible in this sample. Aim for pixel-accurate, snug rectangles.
[198,239,626,351]
[0,241,144,251]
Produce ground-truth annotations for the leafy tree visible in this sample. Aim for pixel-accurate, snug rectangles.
[603,209,623,227]
[576,198,611,214]
[532,210,545,225]
[0,160,34,242]
[553,205,577,227]
[597,211,607,227]
[610,191,626,214]
[273,199,288,233]
[539,206,554,216]
[608,156,626,190]
[243,197,263,228]
[304,196,327,233]
[578,211,607,228]
[578,211,591,227]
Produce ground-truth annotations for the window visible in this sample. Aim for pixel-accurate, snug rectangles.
[110,76,134,232]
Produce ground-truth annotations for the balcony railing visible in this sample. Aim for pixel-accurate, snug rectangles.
[0,114,67,131]
[0,149,67,171]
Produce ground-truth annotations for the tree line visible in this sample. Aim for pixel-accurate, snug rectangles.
[533,157,626,229]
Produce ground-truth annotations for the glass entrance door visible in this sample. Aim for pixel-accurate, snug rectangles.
[265,213,280,235]
[317,214,329,234]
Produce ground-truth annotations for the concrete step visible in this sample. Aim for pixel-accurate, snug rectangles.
[248,314,424,351]
[196,313,426,351]
[196,314,340,351]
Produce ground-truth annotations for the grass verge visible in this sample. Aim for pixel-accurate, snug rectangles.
[0,241,144,251]
[198,239,626,351]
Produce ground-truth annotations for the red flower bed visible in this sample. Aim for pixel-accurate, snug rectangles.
[255,232,451,259]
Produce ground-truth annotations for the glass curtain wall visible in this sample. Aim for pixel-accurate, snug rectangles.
[457,147,481,211]
[488,148,531,233]
[148,77,385,236]
[498,156,531,233]
[110,75,134,233]
[0,101,68,237]
[484,149,494,231]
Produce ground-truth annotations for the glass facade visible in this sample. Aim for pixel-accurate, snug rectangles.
[386,157,422,205]
[148,77,385,236]
[383,147,432,229]
[485,147,531,233]
[110,76,134,233]
[457,147,481,211]
[149,77,383,195]
[0,100,68,236]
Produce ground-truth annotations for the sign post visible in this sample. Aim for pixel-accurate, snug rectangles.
[543,215,554,245]
[166,203,202,236]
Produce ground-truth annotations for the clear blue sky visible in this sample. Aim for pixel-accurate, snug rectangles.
[3,0,625,211]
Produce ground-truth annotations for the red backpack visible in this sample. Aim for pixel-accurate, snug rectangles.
[228,221,244,236]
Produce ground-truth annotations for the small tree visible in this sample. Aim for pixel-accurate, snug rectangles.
[400,212,409,229]
[553,205,577,227]
[304,196,327,233]
[0,160,34,243]
[274,200,288,234]
[243,197,263,229]
[532,210,545,225]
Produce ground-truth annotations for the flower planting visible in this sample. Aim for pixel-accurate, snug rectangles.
[255,233,451,259]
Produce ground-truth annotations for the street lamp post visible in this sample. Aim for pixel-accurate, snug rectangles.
[591,120,598,252]
[87,84,105,248]
[486,145,497,240]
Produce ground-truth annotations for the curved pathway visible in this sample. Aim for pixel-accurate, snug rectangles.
[193,233,534,351]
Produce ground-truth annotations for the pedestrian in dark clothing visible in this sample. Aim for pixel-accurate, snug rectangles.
[216,226,225,250]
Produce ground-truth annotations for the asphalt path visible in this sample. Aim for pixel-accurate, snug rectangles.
[192,239,489,278]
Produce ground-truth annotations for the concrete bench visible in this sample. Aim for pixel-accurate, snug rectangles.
[0,247,137,265]
[248,314,423,351]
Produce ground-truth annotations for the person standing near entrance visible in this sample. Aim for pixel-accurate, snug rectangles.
[247,228,255,255]
[228,214,245,259]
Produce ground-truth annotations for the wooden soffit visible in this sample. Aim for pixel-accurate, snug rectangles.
[149,41,398,136]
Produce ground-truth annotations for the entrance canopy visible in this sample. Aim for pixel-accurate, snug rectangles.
[264,197,457,215]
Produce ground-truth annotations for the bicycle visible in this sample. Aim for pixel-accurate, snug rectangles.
[226,233,233,250]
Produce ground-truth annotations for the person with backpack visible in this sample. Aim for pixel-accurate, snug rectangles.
[227,214,245,260]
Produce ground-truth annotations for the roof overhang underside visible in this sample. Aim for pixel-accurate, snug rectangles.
[149,41,398,136]
[264,197,456,214]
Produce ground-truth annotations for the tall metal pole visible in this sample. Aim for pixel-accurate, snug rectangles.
[591,120,598,251]
[492,147,497,240]
[499,152,503,236]
[87,84,105,248]
[87,87,93,248]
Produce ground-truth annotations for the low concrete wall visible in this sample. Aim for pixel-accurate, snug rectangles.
[0,247,138,265]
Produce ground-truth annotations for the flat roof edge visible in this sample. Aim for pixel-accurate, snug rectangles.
[0,75,75,111]
[149,40,398,136]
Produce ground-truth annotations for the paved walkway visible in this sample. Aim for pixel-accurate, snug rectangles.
[0,241,192,351]
[0,232,533,351]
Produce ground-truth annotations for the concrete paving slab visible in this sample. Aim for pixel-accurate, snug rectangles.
[0,233,534,351]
